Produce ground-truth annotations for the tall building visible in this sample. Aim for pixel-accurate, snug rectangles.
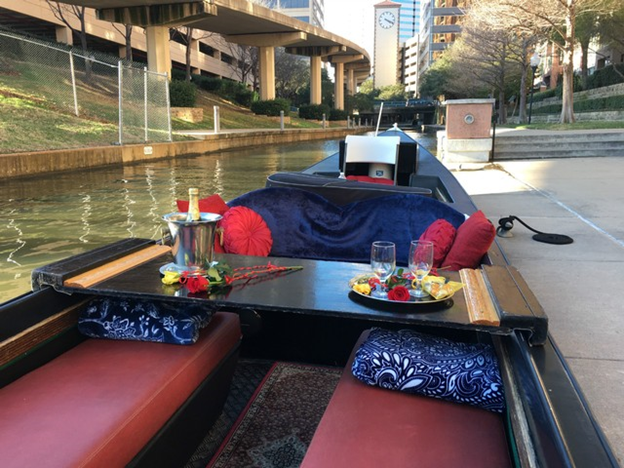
[417,0,467,86]
[373,0,402,88]
[403,36,419,94]
[393,0,421,44]
[264,0,325,27]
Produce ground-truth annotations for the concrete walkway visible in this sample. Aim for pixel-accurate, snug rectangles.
[451,157,624,464]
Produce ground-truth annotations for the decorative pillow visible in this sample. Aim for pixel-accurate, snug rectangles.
[442,210,495,271]
[78,298,214,345]
[177,193,230,215]
[351,328,505,413]
[346,175,394,186]
[219,206,273,256]
[419,219,457,268]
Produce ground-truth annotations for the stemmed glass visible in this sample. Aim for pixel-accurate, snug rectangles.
[408,240,434,298]
[370,241,396,299]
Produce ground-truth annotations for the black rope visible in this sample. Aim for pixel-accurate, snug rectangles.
[496,215,574,245]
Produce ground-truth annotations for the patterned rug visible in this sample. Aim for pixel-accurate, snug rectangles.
[206,362,341,468]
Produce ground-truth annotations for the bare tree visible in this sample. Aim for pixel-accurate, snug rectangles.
[225,42,259,88]
[111,24,134,62]
[47,2,91,80]
[476,0,617,123]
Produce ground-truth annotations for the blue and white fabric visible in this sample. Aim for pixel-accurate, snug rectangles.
[78,297,214,345]
[351,328,505,413]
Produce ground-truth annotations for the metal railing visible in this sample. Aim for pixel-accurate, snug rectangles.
[0,29,171,149]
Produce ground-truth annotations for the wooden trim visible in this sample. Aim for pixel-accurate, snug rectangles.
[0,300,89,368]
[64,244,171,288]
[460,268,500,327]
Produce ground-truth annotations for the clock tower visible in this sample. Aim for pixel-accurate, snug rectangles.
[373,0,401,88]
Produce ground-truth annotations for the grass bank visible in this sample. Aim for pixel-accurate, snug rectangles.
[0,81,329,154]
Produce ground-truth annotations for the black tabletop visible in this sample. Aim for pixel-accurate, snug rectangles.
[57,251,512,334]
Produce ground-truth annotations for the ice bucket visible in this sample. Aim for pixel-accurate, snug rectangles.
[162,212,222,271]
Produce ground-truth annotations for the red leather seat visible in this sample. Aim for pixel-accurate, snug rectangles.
[301,330,512,468]
[0,311,241,468]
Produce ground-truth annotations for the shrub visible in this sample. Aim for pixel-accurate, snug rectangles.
[586,64,624,90]
[193,75,221,92]
[329,109,349,121]
[250,98,291,117]
[218,80,254,107]
[299,103,331,120]
[169,80,196,107]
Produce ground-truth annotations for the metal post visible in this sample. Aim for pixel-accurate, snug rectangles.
[144,67,148,142]
[165,73,172,142]
[214,106,220,134]
[322,113,326,129]
[118,60,123,145]
[528,65,537,124]
[280,110,284,131]
[347,116,351,128]
[69,51,79,117]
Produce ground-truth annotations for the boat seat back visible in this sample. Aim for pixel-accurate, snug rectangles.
[343,135,400,183]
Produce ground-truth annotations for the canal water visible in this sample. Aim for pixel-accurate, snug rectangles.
[0,140,340,303]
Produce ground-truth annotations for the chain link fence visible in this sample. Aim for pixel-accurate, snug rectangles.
[0,28,171,149]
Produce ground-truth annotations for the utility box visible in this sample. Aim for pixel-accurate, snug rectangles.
[438,99,495,163]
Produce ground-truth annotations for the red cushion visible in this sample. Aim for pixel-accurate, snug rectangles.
[219,206,273,256]
[346,175,394,186]
[442,211,495,270]
[0,312,241,468]
[176,194,230,215]
[419,219,457,268]
[301,330,511,468]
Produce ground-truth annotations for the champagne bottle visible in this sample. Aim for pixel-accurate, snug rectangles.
[186,187,201,221]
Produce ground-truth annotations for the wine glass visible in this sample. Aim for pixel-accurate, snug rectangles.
[408,240,434,298]
[370,241,396,299]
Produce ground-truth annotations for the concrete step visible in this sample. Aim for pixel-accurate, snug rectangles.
[493,147,624,160]
[492,131,624,159]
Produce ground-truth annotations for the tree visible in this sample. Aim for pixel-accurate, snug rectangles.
[377,84,407,100]
[275,49,309,104]
[475,0,617,123]
[47,2,91,80]
[224,41,259,89]
[111,24,133,62]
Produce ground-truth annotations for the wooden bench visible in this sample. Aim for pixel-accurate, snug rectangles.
[0,310,241,468]
[301,330,512,468]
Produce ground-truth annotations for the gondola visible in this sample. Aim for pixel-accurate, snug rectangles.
[0,129,618,468]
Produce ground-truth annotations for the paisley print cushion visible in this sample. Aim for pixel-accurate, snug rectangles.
[351,328,505,413]
[78,298,215,345]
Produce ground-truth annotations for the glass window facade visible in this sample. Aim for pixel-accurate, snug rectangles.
[394,0,421,43]
[267,0,323,27]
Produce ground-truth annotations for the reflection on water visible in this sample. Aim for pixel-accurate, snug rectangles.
[0,140,339,302]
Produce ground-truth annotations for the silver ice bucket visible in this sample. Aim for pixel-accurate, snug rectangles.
[163,212,222,271]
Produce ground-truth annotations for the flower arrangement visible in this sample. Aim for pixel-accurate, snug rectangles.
[350,268,463,302]
[162,262,303,294]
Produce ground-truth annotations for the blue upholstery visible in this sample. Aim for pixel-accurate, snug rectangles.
[228,187,466,264]
[352,328,505,413]
[78,298,214,345]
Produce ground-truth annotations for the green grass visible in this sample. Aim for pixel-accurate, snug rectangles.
[501,121,624,131]
[0,68,337,154]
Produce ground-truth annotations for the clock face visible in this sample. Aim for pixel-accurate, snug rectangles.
[378,11,396,29]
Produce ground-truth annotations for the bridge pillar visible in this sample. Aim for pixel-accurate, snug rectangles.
[259,46,276,101]
[334,62,344,110]
[146,26,172,77]
[55,26,72,45]
[310,56,322,105]
[346,68,355,95]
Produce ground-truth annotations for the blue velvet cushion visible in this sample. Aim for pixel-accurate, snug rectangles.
[351,328,505,413]
[78,298,214,345]
[228,188,466,264]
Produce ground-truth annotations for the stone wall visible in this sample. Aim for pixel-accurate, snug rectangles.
[1,128,367,179]
[170,107,204,123]
[532,82,624,109]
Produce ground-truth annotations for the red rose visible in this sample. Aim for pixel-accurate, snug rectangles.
[388,285,410,301]
[368,277,381,288]
[180,273,209,294]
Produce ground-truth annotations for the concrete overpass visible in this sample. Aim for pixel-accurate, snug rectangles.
[55,0,371,109]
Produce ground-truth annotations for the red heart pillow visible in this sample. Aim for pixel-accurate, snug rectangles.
[176,193,230,215]
[419,219,457,268]
[219,206,273,257]
[442,211,495,271]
